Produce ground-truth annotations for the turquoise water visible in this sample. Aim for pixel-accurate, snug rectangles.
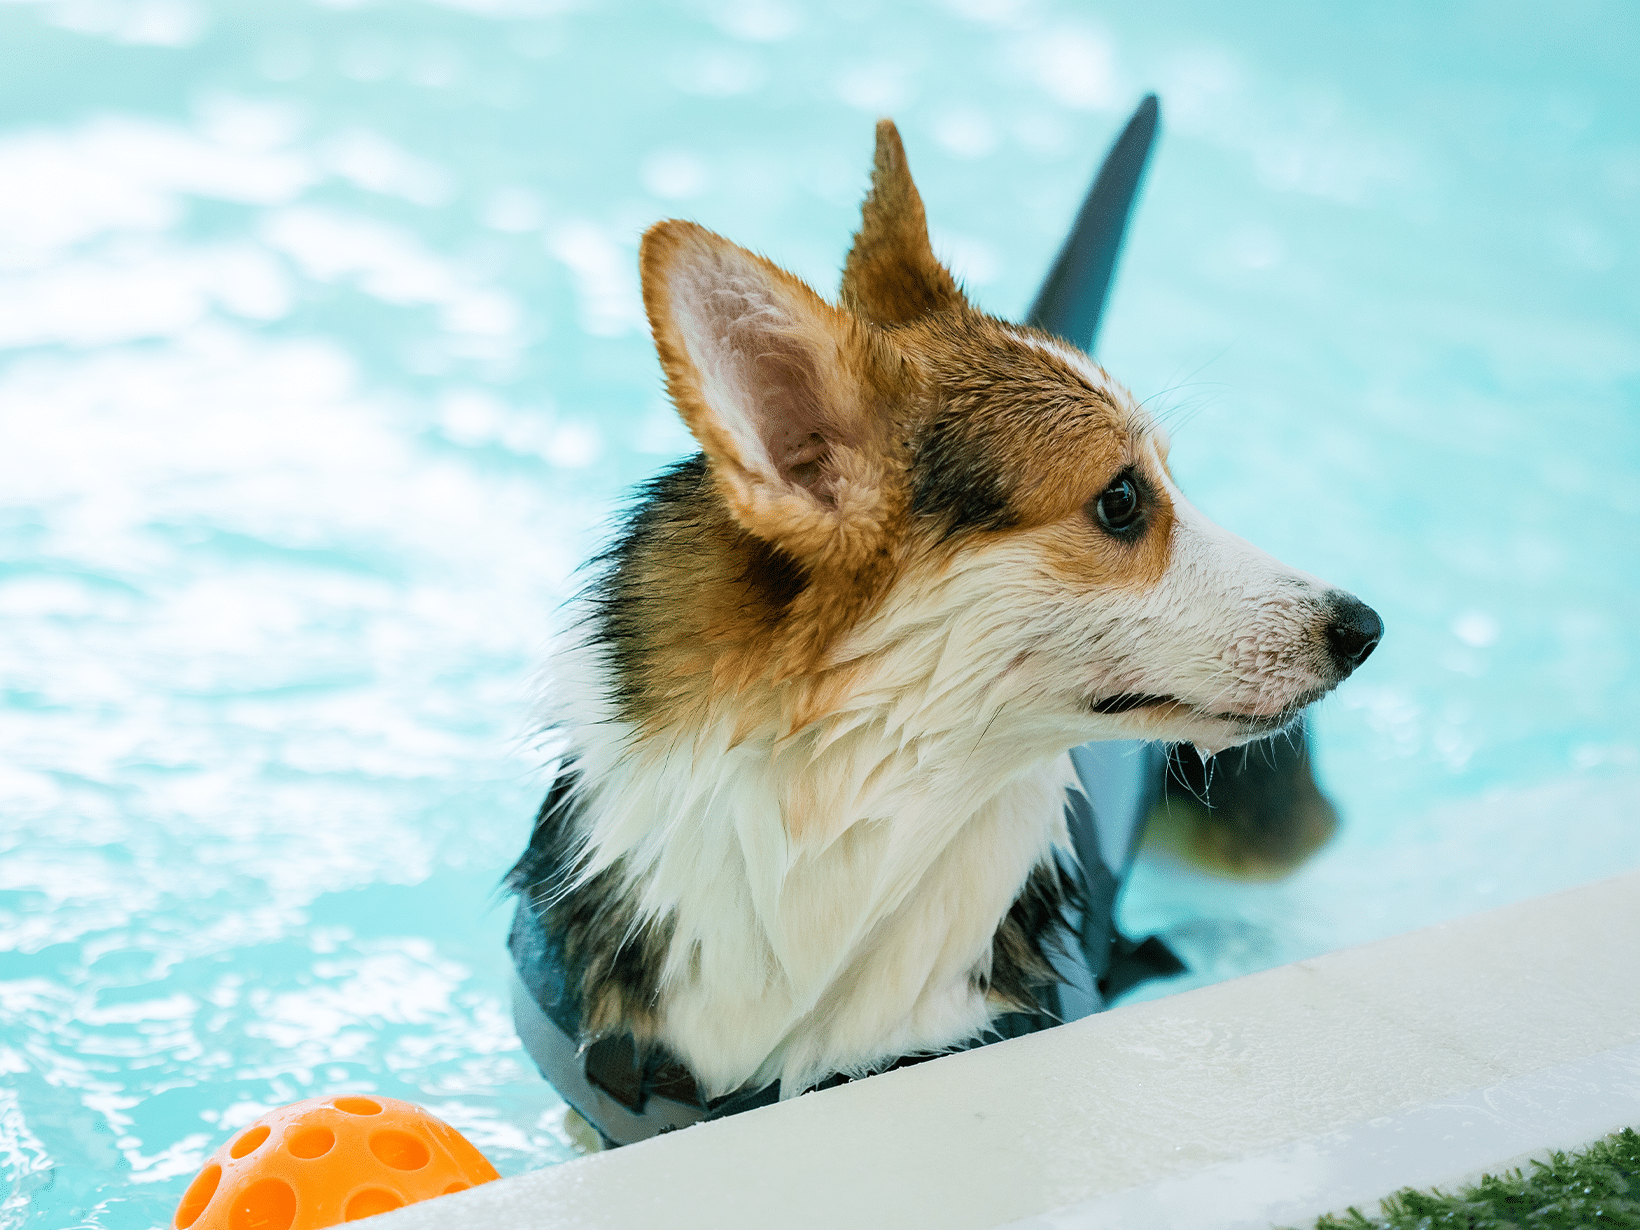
[1,1,1636,1224]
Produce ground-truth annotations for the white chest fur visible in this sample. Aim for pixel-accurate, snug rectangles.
[553,639,1079,1096]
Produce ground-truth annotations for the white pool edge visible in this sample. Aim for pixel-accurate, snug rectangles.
[1009,1038,1640,1229]
[377,868,1640,1230]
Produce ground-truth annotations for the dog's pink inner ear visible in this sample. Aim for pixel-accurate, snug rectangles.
[666,255,853,508]
[780,431,828,492]
[748,343,843,502]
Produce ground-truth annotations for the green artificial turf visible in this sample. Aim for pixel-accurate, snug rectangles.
[1297,1128,1640,1230]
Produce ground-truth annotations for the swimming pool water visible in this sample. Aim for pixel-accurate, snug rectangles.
[1,1,1636,1224]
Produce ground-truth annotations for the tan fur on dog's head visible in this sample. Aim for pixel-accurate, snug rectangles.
[635,119,1374,760]
[840,119,965,326]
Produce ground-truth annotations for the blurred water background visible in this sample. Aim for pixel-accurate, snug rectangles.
[0,0,1636,1224]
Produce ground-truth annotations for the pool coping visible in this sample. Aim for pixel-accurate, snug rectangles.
[374,867,1640,1230]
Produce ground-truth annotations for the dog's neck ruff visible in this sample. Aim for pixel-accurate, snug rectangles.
[547,609,1085,1097]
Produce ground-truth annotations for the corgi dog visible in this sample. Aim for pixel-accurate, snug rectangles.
[510,120,1381,1108]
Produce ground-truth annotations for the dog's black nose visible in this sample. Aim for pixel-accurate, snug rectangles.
[1325,595,1383,676]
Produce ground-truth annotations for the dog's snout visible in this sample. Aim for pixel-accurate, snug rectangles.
[1324,594,1383,677]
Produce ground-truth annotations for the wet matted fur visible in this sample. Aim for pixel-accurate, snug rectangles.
[510,120,1380,1099]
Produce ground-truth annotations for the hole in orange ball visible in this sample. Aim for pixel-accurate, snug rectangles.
[344,1189,405,1221]
[174,1163,220,1229]
[228,1178,297,1230]
[286,1126,336,1160]
[369,1129,431,1171]
[333,1097,382,1116]
[228,1126,269,1160]
[443,1181,470,1195]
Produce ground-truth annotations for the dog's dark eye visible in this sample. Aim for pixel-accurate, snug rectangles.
[1092,475,1143,534]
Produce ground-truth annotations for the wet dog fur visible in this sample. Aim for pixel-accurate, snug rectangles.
[510,121,1381,1099]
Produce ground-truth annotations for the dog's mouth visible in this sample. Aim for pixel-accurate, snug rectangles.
[1087,692,1176,715]
[1088,690,1320,734]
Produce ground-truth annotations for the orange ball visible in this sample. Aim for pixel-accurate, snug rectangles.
[171,1095,500,1230]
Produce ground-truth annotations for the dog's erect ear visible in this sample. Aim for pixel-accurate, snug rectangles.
[641,220,902,569]
[840,120,965,326]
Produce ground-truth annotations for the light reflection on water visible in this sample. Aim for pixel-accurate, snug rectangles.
[1,0,1636,1224]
